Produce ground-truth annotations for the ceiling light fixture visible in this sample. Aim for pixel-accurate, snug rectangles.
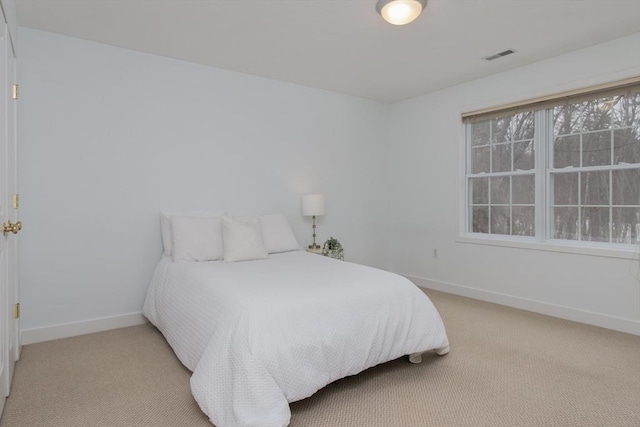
[376,0,428,26]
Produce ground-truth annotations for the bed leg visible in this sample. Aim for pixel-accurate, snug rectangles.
[408,353,422,364]
[409,345,449,363]
[435,345,450,356]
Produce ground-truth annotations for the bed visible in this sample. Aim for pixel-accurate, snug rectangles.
[143,212,450,427]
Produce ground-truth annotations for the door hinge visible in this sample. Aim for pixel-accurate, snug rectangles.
[12,84,18,99]
[13,303,20,319]
[12,193,19,209]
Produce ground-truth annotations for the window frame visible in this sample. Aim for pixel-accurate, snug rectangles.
[459,86,640,260]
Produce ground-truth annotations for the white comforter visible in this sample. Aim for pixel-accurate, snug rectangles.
[143,251,449,427]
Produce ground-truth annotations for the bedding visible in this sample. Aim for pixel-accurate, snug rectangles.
[221,216,269,262]
[257,213,301,254]
[172,215,224,262]
[161,212,301,257]
[160,211,226,257]
[143,250,449,427]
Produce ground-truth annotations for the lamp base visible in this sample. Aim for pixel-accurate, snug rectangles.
[308,244,321,250]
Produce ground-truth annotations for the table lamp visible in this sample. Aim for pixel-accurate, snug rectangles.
[302,194,325,250]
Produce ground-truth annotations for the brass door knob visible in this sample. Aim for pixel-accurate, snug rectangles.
[2,220,21,236]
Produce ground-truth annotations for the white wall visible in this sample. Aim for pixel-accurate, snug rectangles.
[388,34,640,334]
[18,28,391,336]
[17,27,640,340]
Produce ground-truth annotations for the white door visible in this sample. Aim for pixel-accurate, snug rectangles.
[0,15,8,416]
[0,10,18,416]
[5,23,19,389]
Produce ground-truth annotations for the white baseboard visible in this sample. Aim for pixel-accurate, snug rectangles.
[21,312,148,345]
[407,275,640,336]
[19,279,639,344]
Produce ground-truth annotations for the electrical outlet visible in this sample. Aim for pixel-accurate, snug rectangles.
[433,248,438,258]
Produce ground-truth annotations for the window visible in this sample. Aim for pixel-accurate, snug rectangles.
[464,79,640,249]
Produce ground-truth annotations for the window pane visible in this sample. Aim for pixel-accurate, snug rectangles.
[470,177,488,204]
[472,121,490,146]
[612,168,640,205]
[581,207,610,242]
[491,144,511,172]
[513,140,534,170]
[582,98,612,132]
[612,207,640,244]
[472,146,490,173]
[554,135,580,168]
[490,176,510,204]
[512,174,535,204]
[492,116,511,143]
[511,112,535,141]
[612,92,640,128]
[582,130,612,167]
[472,207,489,233]
[553,207,578,240]
[553,172,579,205]
[490,206,510,235]
[581,171,609,205]
[554,104,581,136]
[512,207,534,236]
[613,127,640,164]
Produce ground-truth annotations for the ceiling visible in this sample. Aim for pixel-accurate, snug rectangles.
[14,0,640,103]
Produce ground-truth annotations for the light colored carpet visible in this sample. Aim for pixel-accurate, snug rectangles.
[1,289,639,427]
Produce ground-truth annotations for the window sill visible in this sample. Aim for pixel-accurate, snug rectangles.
[456,234,640,260]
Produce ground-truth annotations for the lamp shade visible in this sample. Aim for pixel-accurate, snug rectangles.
[302,194,325,216]
[376,0,427,26]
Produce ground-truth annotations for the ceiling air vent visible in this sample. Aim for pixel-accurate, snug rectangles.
[483,49,515,61]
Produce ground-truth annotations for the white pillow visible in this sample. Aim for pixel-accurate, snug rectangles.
[259,213,301,253]
[222,216,269,263]
[171,215,224,262]
[160,211,224,257]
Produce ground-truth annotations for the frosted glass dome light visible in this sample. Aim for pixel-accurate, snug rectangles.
[376,0,428,26]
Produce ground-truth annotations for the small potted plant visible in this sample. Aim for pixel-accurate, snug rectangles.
[322,237,344,261]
